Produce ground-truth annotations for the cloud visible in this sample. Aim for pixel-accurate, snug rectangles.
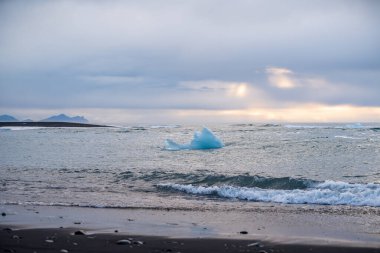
[1,0,378,73]
[266,67,297,89]
[179,80,249,97]
[262,66,379,108]
[0,0,379,123]
[266,67,338,90]
[80,75,144,85]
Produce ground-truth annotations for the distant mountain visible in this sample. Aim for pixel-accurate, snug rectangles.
[41,114,89,124]
[0,114,19,122]
[23,119,34,122]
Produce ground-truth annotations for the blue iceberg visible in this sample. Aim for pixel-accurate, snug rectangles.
[165,127,224,151]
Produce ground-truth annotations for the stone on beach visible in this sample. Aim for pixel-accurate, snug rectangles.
[74,230,86,235]
[3,227,13,232]
[3,249,15,253]
[116,239,132,245]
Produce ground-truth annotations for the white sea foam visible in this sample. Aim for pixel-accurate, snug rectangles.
[165,127,224,150]
[334,135,363,140]
[284,125,326,129]
[159,180,380,207]
[344,123,364,129]
[284,123,371,130]
[150,125,180,129]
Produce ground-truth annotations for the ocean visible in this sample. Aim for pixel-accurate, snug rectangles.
[1,123,380,212]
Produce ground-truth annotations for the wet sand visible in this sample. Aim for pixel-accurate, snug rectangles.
[2,227,379,253]
[1,204,379,252]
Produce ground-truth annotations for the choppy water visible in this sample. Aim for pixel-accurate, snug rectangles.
[1,123,380,211]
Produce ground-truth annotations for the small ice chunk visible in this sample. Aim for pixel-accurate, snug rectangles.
[165,127,224,150]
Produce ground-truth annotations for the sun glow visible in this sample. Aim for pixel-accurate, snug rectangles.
[171,104,380,123]
[266,67,297,89]
[229,83,248,97]
[225,104,380,122]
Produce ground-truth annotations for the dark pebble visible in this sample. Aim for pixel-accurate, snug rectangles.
[74,230,86,235]
[1,212,6,216]
[239,231,248,234]
[114,230,118,233]
[247,242,259,247]
[3,228,13,232]
[74,222,81,225]
[116,239,131,245]
[3,249,15,253]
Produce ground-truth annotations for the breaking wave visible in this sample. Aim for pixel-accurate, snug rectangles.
[158,180,380,207]
[117,171,314,190]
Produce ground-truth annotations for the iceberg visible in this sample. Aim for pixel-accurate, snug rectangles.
[165,127,224,150]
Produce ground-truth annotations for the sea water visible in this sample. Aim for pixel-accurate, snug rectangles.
[1,123,380,212]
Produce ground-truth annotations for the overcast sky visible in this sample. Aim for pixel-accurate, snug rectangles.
[0,0,379,124]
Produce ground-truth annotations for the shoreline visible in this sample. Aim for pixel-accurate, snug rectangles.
[1,204,379,252]
[0,122,109,128]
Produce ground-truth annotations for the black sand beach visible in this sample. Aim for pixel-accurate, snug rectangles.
[1,205,379,253]
[2,227,379,253]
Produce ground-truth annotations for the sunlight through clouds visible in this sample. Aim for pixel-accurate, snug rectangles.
[266,67,297,89]
[229,83,248,97]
